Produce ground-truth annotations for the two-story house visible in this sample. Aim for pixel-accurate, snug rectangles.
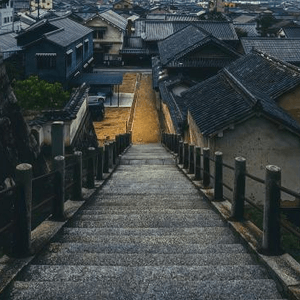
[72,10,127,66]
[16,16,93,85]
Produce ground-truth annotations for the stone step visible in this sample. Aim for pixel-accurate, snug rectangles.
[44,242,245,255]
[85,201,210,209]
[77,208,214,215]
[90,193,205,202]
[32,252,256,266]
[100,185,198,194]
[76,208,216,217]
[18,265,270,282]
[6,279,283,299]
[120,158,175,165]
[72,210,220,219]
[66,216,226,228]
[51,229,238,247]
[60,226,232,237]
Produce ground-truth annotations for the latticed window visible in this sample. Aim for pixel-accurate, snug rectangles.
[36,53,57,69]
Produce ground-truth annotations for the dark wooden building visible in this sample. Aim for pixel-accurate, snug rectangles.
[16,16,93,85]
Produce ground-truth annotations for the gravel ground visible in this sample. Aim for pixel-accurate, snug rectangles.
[94,73,161,146]
[131,74,161,144]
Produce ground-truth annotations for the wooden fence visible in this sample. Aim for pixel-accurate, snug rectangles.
[0,133,131,258]
[162,132,300,257]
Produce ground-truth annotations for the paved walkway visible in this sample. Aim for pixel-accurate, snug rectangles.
[2,145,285,299]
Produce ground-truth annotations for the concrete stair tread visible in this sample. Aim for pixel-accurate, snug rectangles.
[18,265,271,282]
[84,202,211,209]
[6,279,283,299]
[77,208,213,215]
[45,242,244,254]
[32,253,257,266]
[66,218,226,228]
[60,226,232,236]
[52,232,238,245]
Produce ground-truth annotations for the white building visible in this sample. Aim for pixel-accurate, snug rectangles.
[31,0,53,11]
[0,0,14,33]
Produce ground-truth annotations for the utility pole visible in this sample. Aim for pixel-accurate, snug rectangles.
[37,0,40,20]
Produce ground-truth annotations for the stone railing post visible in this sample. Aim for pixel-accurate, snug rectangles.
[203,148,210,188]
[176,135,181,154]
[214,151,223,201]
[183,143,189,169]
[188,144,195,174]
[14,163,32,257]
[86,147,96,189]
[103,143,109,173]
[115,135,120,156]
[51,121,64,157]
[96,147,104,180]
[112,141,117,165]
[73,151,82,201]
[262,165,282,255]
[120,134,124,153]
[129,131,132,145]
[171,134,176,152]
[108,142,113,169]
[195,147,202,181]
[178,141,183,165]
[231,157,246,221]
[53,156,66,220]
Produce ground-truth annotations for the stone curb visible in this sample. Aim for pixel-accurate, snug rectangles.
[163,145,300,300]
[0,145,131,296]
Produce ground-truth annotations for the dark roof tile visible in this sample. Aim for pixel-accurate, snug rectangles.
[180,52,300,136]
[241,38,300,63]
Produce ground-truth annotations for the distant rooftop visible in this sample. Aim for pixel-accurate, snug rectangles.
[241,37,300,65]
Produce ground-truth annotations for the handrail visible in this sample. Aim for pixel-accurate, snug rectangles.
[245,172,265,185]
[161,133,300,258]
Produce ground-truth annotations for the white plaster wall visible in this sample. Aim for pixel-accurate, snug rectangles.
[162,103,175,134]
[214,116,300,205]
[70,98,88,145]
[87,18,123,47]
[187,113,300,205]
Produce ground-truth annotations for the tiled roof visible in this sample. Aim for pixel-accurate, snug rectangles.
[158,25,208,65]
[233,15,257,24]
[158,24,240,67]
[72,12,96,21]
[146,14,199,21]
[234,23,259,37]
[180,52,300,136]
[159,80,187,133]
[241,38,300,63]
[0,32,19,52]
[72,73,123,85]
[151,56,162,89]
[282,27,300,38]
[134,20,238,41]
[225,51,300,99]
[99,10,127,31]
[47,17,93,47]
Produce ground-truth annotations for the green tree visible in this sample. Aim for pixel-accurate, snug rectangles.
[13,76,70,110]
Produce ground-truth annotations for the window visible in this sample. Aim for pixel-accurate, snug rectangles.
[93,27,107,39]
[66,49,73,66]
[84,39,89,53]
[76,43,83,62]
[36,53,57,69]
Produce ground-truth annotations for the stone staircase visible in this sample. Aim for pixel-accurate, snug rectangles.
[2,144,286,299]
